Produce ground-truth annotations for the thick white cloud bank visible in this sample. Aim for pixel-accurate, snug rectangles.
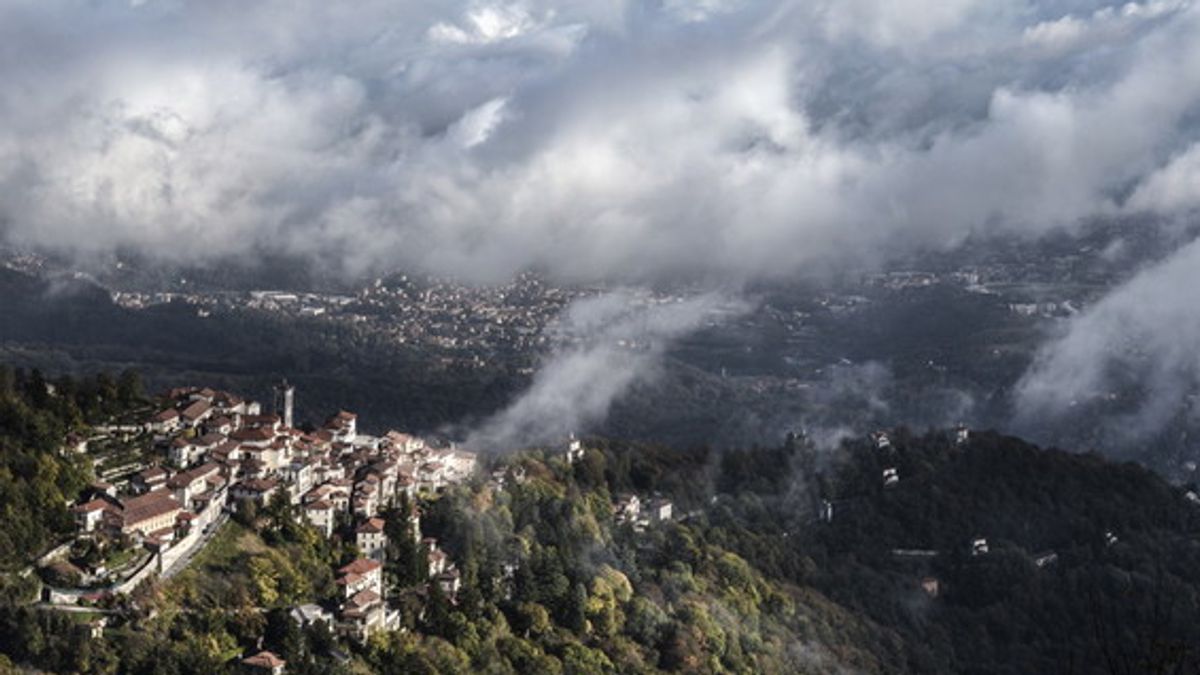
[1016,238,1200,439]
[1,0,1199,282]
[6,0,1200,444]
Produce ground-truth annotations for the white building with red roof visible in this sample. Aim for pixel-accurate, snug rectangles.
[150,408,181,434]
[230,478,280,508]
[355,517,387,562]
[72,497,115,533]
[303,499,335,537]
[167,462,225,511]
[337,588,391,643]
[179,399,213,427]
[337,558,382,599]
[132,466,171,494]
[324,411,358,442]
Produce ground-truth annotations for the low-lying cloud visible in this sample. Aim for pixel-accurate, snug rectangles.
[1,0,1199,283]
[465,291,747,451]
[1015,237,1200,443]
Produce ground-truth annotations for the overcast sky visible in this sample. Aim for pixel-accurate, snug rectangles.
[4,0,1200,440]
[1,0,1198,282]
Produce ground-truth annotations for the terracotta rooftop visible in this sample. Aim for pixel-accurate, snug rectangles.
[166,386,197,400]
[194,432,226,446]
[180,400,211,421]
[356,517,386,534]
[350,589,381,605]
[242,650,286,669]
[242,414,280,427]
[152,408,180,422]
[118,492,182,526]
[166,462,220,489]
[231,427,275,443]
[339,558,382,576]
[237,478,278,493]
[73,498,113,514]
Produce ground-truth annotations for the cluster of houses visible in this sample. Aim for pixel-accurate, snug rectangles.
[72,462,226,554]
[70,382,479,643]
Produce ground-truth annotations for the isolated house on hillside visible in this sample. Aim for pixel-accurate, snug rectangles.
[971,538,989,556]
[565,434,585,464]
[241,650,286,675]
[872,431,892,451]
[955,425,971,446]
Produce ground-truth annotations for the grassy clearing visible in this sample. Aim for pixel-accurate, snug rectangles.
[161,521,264,608]
[187,521,260,571]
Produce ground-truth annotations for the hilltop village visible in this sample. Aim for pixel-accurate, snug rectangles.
[45,380,686,670]
[63,383,479,645]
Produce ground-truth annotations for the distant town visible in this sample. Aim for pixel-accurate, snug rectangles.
[3,237,1128,380]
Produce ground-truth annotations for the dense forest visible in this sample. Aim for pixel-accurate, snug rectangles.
[712,430,1200,673]
[0,366,143,570]
[1,365,1199,672]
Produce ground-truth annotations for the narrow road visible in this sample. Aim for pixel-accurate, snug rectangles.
[33,604,119,614]
[162,512,230,579]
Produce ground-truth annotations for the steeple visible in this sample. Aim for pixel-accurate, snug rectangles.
[273,379,295,429]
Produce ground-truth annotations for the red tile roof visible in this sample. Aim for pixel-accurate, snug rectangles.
[339,558,381,576]
[180,400,211,421]
[242,650,286,669]
[242,414,281,427]
[73,498,113,513]
[166,462,221,489]
[117,492,182,528]
[152,408,180,422]
[236,478,278,494]
[231,427,275,442]
[356,517,386,534]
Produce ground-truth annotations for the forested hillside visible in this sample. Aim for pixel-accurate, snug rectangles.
[713,430,1200,673]
[2,370,1199,673]
[0,367,143,569]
